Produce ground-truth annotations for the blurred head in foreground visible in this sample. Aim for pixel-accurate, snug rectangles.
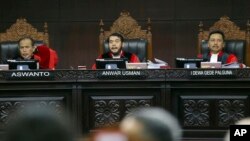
[84,126,128,141]
[120,107,182,141]
[4,106,73,141]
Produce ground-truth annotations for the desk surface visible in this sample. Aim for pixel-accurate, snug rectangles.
[1,68,250,81]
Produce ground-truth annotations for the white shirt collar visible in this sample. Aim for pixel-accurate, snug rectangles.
[210,53,219,62]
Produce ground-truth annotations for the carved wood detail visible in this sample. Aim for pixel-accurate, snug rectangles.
[201,16,246,40]
[54,70,79,80]
[145,69,166,79]
[165,69,189,79]
[91,96,154,128]
[107,11,147,39]
[180,95,248,130]
[0,18,49,45]
[93,100,120,128]
[183,99,210,127]
[198,16,250,66]
[99,11,153,60]
[125,99,151,114]
[2,69,250,80]
[0,97,64,129]
[218,99,245,127]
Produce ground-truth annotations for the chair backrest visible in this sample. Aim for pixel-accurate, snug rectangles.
[198,16,250,65]
[99,11,153,62]
[200,40,246,63]
[0,18,49,62]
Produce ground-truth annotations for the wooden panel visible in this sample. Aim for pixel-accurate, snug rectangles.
[0,89,73,130]
[175,21,198,62]
[80,80,165,132]
[0,0,60,22]
[0,69,250,140]
[89,95,154,128]
[231,0,249,19]
[175,0,231,20]
[0,0,250,69]
[59,0,175,21]
[170,83,250,138]
[152,22,175,66]
[50,22,99,69]
[0,96,65,129]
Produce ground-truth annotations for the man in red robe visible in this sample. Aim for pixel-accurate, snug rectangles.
[92,33,140,69]
[197,30,238,64]
[17,37,58,69]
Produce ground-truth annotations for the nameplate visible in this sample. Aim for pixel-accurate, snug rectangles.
[97,70,147,79]
[5,71,54,80]
[189,69,236,78]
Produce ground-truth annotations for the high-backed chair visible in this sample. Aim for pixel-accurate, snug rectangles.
[99,11,153,62]
[0,18,49,61]
[198,16,250,65]
[0,18,57,69]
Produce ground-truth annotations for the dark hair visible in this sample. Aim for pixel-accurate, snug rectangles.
[107,32,124,43]
[4,107,73,141]
[138,117,173,141]
[208,30,225,41]
[124,107,182,141]
[18,36,35,46]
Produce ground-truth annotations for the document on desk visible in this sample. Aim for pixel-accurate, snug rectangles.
[200,62,222,68]
[0,64,9,70]
[147,58,168,69]
[222,62,241,68]
[126,63,148,69]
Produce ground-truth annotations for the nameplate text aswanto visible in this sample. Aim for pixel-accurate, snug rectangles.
[6,71,54,80]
